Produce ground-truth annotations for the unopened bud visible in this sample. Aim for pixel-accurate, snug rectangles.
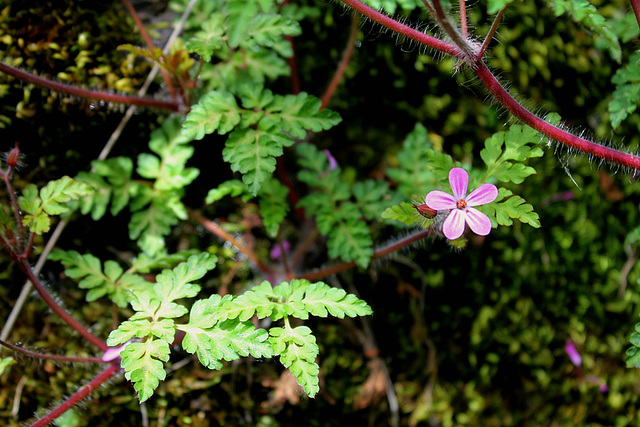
[413,203,437,219]
[7,143,20,168]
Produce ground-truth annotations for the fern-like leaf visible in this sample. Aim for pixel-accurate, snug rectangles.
[120,339,170,402]
[269,325,320,397]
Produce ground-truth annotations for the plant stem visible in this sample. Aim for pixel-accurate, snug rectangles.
[0,339,105,363]
[340,0,464,59]
[299,228,432,281]
[459,0,468,38]
[14,257,108,351]
[479,7,506,59]
[429,0,475,59]
[321,12,359,109]
[0,62,181,112]
[121,0,178,99]
[472,60,640,170]
[188,209,272,274]
[338,0,640,170]
[31,364,120,427]
[2,170,25,250]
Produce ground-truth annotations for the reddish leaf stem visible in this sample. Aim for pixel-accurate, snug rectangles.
[472,60,640,169]
[0,339,105,364]
[31,363,120,427]
[121,0,178,99]
[14,257,108,352]
[321,12,360,109]
[479,7,506,59]
[299,228,432,281]
[0,62,181,112]
[338,0,640,170]
[459,0,468,38]
[339,0,464,59]
[188,210,272,274]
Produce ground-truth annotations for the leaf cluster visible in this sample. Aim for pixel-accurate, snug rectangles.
[182,85,340,195]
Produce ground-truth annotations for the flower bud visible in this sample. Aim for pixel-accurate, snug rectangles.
[6,143,20,168]
[413,203,437,219]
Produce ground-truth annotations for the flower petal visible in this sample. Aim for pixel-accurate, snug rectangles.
[464,207,493,236]
[442,209,466,240]
[425,190,456,210]
[448,168,469,200]
[466,183,498,206]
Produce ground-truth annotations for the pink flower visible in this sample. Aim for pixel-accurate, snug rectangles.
[565,341,582,367]
[425,168,498,240]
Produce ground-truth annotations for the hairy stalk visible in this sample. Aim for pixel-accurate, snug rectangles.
[31,364,120,427]
[321,12,360,109]
[0,339,105,364]
[428,0,475,60]
[299,228,432,281]
[0,62,181,112]
[1,167,26,249]
[121,0,177,99]
[339,0,463,59]
[479,7,506,59]
[459,0,468,38]
[13,257,108,351]
[188,209,272,274]
[338,0,640,170]
[473,61,640,169]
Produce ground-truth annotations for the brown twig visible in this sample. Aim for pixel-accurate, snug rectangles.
[321,12,360,109]
[299,228,432,281]
[188,209,272,274]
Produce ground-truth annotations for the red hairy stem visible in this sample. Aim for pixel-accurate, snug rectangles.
[0,339,105,363]
[121,0,178,99]
[473,61,640,170]
[14,257,108,351]
[459,0,468,38]
[31,363,120,427]
[479,7,506,59]
[0,62,181,112]
[338,0,640,170]
[299,228,432,281]
[339,0,464,59]
[630,0,640,29]
[321,11,360,109]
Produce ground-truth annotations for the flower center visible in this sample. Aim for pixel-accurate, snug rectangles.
[456,199,467,210]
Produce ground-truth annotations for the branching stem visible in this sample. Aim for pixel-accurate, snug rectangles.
[479,7,506,59]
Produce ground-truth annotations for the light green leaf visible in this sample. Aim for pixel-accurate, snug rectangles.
[269,325,320,397]
[381,202,425,227]
[121,340,170,402]
[182,91,243,140]
[267,92,341,139]
[259,177,289,237]
[484,188,541,228]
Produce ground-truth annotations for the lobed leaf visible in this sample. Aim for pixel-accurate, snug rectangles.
[269,325,320,397]
[182,91,243,140]
[259,177,290,237]
[120,339,170,402]
[484,188,541,228]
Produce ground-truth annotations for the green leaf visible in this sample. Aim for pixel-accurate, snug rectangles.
[50,250,149,308]
[480,125,543,184]
[182,91,243,140]
[226,0,272,48]
[129,195,183,257]
[154,253,217,303]
[545,0,621,63]
[327,217,373,268]
[487,0,512,14]
[205,179,252,204]
[259,177,289,237]
[106,319,153,346]
[180,317,272,370]
[381,202,425,227]
[288,280,373,319]
[269,325,320,397]
[386,123,437,197]
[220,281,281,321]
[120,339,170,402]
[19,177,92,234]
[185,14,225,62]
[222,119,294,195]
[484,188,541,228]
[609,52,640,128]
[0,357,16,376]
[242,14,301,50]
[353,179,398,221]
[267,92,341,139]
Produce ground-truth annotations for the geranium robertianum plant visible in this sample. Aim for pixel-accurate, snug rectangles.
[2,0,640,425]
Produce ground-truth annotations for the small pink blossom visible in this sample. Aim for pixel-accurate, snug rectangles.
[565,341,582,367]
[102,343,128,362]
[425,168,498,240]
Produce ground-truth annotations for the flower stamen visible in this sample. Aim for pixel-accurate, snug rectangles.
[456,199,467,210]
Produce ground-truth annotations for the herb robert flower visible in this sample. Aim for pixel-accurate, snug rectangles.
[425,168,498,240]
